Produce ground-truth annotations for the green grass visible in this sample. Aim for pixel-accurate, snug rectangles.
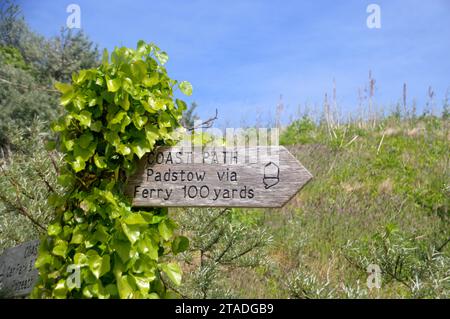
[187,115,449,298]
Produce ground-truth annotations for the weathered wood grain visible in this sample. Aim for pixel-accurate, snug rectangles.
[0,240,39,298]
[126,146,312,208]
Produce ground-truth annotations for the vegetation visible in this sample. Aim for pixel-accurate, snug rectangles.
[0,0,448,299]
[29,41,192,298]
[193,114,448,298]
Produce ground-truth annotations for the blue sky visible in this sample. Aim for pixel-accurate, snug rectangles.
[18,0,450,126]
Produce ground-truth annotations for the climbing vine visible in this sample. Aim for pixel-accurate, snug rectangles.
[31,41,191,298]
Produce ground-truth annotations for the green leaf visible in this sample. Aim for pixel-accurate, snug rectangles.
[117,275,134,299]
[116,144,131,156]
[111,239,132,263]
[179,81,193,96]
[141,237,159,261]
[70,156,86,172]
[74,252,87,266]
[110,111,127,125]
[102,48,109,66]
[175,99,187,112]
[53,279,68,299]
[124,213,148,225]
[172,236,189,255]
[73,143,95,161]
[130,60,147,81]
[74,110,92,127]
[77,132,94,149]
[48,223,62,236]
[158,111,172,128]
[119,92,130,110]
[94,225,110,243]
[71,224,87,244]
[87,250,110,279]
[106,78,121,92]
[60,92,74,106]
[161,262,182,286]
[52,240,68,258]
[94,154,107,169]
[131,139,150,159]
[91,120,103,132]
[51,119,66,132]
[158,220,174,241]
[57,174,75,187]
[132,113,148,130]
[122,223,141,244]
[155,51,169,65]
[34,251,53,268]
[143,73,159,87]
[54,82,73,94]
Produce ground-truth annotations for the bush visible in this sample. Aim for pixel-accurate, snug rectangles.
[31,41,192,299]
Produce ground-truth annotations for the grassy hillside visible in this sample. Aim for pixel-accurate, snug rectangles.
[177,115,449,298]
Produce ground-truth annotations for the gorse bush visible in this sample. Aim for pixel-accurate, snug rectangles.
[175,208,272,298]
[31,41,192,299]
[343,224,450,298]
[0,120,62,253]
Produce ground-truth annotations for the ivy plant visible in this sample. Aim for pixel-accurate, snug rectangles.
[31,41,191,299]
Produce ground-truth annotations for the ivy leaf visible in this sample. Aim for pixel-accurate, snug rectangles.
[143,73,159,87]
[102,48,109,66]
[93,224,110,243]
[48,223,62,236]
[71,224,87,244]
[77,132,94,149]
[131,140,150,159]
[34,251,53,268]
[154,51,169,65]
[137,237,159,261]
[73,144,95,161]
[161,262,182,286]
[119,92,130,110]
[130,60,147,81]
[70,157,86,172]
[179,81,193,96]
[54,82,73,94]
[60,92,74,106]
[175,99,187,112]
[123,213,148,225]
[117,275,134,299]
[134,275,151,295]
[122,223,141,244]
[94,154,107,169]
[107,78,121,92]
[91,120,103,132]
[74,252,88,266]
[57,174,75,188]
[172,236,189,255]
[53,279,68,299]
[116,144,131,156]
[132,113,148,130]
[158,219,174,241]
[111,239,132,263]
[74,110,92,127]
[87,250,110,279]
[52,240,68,258]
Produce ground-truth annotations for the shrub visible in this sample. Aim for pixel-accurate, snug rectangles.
[31,41,192,299]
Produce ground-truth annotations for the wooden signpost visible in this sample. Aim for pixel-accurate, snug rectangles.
[0,240,39,298]
[0,146,312,297]
[127,146,312,208]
